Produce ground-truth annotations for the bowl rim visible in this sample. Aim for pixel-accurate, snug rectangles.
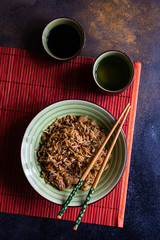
[42,17,85,61]
[93,50,135,94]
[20,99,128,206]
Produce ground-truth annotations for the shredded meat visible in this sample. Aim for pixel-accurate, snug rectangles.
[37,115,110,191]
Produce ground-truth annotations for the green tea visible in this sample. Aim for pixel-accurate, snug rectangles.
[95,56,130,91]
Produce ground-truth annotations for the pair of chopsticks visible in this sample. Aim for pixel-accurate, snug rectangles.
[57,103,131,230]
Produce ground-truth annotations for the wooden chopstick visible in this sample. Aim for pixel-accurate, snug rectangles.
[57,103,130,220]
[81,102,130,181]
[73,104,131,230]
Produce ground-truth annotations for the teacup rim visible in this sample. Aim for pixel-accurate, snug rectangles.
[42,17,85,61]
[93,50,135,94]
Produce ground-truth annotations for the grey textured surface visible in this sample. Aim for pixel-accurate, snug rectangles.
[0,1,160,239]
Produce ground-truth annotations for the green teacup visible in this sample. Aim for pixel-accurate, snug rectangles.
[93,51,134,94]
[42,18,85,61]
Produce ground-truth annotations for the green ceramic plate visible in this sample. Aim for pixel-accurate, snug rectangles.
[21,100,127,206]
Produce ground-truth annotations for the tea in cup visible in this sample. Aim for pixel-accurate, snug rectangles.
[42,18,85,61]
[93,51,134,93]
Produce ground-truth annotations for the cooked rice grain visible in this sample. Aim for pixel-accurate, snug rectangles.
[37,115,110,191]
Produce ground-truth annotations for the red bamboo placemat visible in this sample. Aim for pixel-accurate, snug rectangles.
[0,46,141,227]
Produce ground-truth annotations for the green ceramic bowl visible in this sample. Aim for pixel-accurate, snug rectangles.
[93,50,134,94]
[42,18,85,61]
[21,100,127,206]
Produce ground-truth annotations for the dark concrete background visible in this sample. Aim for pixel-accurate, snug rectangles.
[0,0,160,240]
